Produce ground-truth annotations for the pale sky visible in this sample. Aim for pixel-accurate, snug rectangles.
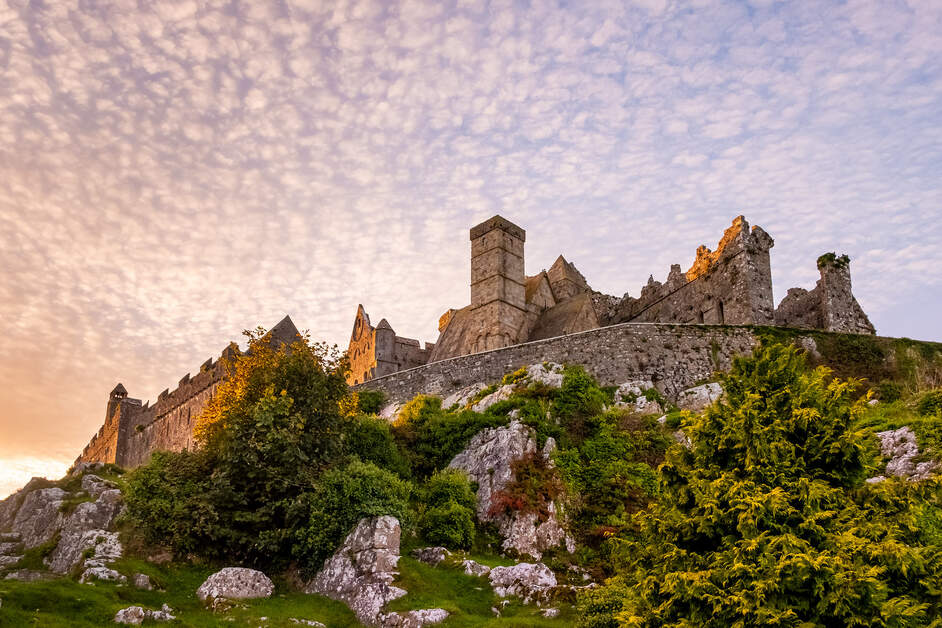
[2,0,941,498]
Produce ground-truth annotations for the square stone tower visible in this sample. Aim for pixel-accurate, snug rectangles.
[469,215,527,353]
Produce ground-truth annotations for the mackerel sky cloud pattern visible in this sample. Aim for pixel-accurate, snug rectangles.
[1,0,941,495]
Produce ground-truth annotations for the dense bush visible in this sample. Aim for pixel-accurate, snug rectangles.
[580,344,942,627]
[392,395,506,478]
[123,451,217,558]
[291,460,412,573]
[556,413,668,542]
[355,389,386,415]
[344,414,411,477]
[917,389,942,417]
[418,469,477,549]
[552,366,609,427]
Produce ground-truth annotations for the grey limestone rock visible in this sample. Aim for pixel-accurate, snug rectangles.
[80,565,127,584]
[10,487,66,548]
[524,363,564,388]
[411,546,450,566]
[196,567,274,602]
[472,384,515,413]
[676,382,723,412]
[442,383,487,409]
[47,489,124,574]
[307,516,405,626]
[614,380,662,415]
[81,474,117,498]
[461,559,491,577]
[448,420,574,559]
[133,573,154,590]
[875,427,937,481]
[379,608,450,627]
[488,562,558,605]
[114,604,175,625]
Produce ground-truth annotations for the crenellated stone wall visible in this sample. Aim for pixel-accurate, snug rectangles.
[76,316,302,469]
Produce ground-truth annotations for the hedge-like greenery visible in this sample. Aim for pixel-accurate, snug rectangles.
[579,344,942,627]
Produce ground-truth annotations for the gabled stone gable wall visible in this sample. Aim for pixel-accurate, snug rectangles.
[774,256,875,335]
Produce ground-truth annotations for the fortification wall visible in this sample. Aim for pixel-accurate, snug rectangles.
[78,411,122,465]
[119,359,226,468]
[356,322,762,403]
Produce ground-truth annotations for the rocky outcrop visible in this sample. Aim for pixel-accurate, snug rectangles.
[871,427,937,482]
[0,470,127,582]
[676,382,723,412]
[114,604,175,624]
[448,420,574,559]
[10,487,67,548]
[47,489,123,574]
[488,563,558,605]
[309,517,449,627]
[442,383,487,409]
[472,385,515,413]
[614,380,662,414]
[307,516,406,626]
[197,567,275,602]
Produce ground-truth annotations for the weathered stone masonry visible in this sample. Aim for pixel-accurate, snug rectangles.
[348,214,875,386]
[356,322,760,403]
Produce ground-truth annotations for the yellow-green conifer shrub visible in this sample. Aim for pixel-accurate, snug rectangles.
[579,344,942,628]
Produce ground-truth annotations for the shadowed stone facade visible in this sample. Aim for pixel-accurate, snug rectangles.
[347,215,874,385]
[76,316,302,468]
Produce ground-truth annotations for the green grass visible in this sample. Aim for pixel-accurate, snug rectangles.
[385,557,577,626]
[0,560,360,627]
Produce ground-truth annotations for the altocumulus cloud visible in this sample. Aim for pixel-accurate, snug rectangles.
[1,0,941,492]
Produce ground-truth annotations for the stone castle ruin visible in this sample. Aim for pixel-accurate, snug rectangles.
[76,215,874,469]
[347,215,874,385]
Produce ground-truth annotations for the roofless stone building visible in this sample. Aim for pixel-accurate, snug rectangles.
[346,215,874,385]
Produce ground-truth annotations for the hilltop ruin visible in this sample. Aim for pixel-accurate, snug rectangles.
[75,215,874,468]
[347,215,874,385]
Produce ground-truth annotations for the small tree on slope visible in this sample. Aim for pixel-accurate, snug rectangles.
[579,344,942,628]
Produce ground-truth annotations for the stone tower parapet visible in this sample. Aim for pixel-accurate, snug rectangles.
[774,253,874,334]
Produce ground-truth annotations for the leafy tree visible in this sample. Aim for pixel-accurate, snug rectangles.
[580,344,942,627]
[126,328,352,568]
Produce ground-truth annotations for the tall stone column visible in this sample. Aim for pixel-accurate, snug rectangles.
[469,216,528,353]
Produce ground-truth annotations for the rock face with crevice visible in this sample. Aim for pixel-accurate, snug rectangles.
[0,472,126,581]
[449,420,574,559]
[308,516,448,627]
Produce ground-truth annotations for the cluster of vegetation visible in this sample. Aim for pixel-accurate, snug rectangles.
[578,345,942,627]
[97,327,942,626]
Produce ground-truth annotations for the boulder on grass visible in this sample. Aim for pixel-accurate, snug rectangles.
[197,567,274,602]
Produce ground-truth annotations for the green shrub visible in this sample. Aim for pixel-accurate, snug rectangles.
[916,389,942,417]
[123,450,217,558]
[875,380,904,403]
[344,414,410,478]
[582,344,942,627]
[553,366,608,424]
[292,460,412,573]
[420,502,475,549]
[393,396,506,478]
[556,413,668,542]
[356,389,386,415]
